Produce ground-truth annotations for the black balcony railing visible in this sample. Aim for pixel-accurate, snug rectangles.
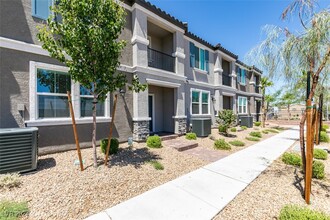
[222,74,232,86]
[148,48,175,72]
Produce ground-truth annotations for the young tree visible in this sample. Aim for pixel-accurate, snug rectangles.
[260,77,274,127]
[278,91,299,120]
[38,0,145,167]
[217,110,237,136]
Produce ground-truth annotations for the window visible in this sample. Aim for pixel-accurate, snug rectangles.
[191,90,210,115]
[80,85,105,117]
[37,68,71,118]
[32,0,53,20]
[189,42,209,72]
[236,67,246,85]
[29,62,111,126]
[238,96,248,114]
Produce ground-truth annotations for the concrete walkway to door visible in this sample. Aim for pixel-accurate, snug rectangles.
[85,127,299,220]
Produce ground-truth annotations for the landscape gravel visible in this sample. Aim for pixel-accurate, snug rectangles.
[0,143,206,220]
[214,141,330,220]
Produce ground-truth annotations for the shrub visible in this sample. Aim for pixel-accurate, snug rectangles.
[146,136,162,148]
[321,124,329,131]
[185,132,197,140]
[254,121,261,127]
[313,149,328,160]
[0,173,21,189]
[241,126,247,130]
[0,201,29,220]
[320,131,329,143]
[245,136,260,141]
[279,205,330,220]
[214,139,231,150]
[149,161,164,170]
[230,127,237,132]
[229,140,245,147]
[249,131,262,138]
[218,124,227,133]
[282,152,302,167]
[100,138,119,155]
[313,160,325,179]
[262,130,269,134]
[217,110,237,135]
[266,129,279,133]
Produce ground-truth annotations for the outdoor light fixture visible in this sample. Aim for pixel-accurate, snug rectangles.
[119,88,126,97]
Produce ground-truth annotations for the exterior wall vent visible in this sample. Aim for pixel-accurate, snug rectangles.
[0,127,38,174]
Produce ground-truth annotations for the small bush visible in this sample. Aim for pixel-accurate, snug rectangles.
[0,201,29,220]
[254,122,261,127]
[262,130,269,134]
[229,140,245,147]
[313,149,328,160]
[230,127,237,132]
[249,131,262,138]
[146,136,162,148]
[218,124,227,133]
[282,152,302,167]
[241,126,247,130]
[245,136,260,141]
[313,160,325,179]
[279,205,330,220]
[214,139,231,150]
[320,131,329,143]
[321,124,329,131]
[185,132,197,140]
[266,129,279,133]
[149,161,164,170]
[100,138,119,155]
[0,173,21,189]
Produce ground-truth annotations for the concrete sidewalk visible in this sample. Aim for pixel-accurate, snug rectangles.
[86,127,299,220]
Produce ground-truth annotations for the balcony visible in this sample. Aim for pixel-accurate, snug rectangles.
[255,86,260,93]
[148,48,175,72]
[222,74,232,87]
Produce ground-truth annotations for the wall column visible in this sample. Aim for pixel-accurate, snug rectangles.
[132,8,148,67]
[173,85,186,134]
[173,31,185,76]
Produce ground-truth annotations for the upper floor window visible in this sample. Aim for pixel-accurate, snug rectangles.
[191,89,210,115]
[190,42,209,72]
[32,0,53,20]
[236,67,246,85]
[238,96,247,114]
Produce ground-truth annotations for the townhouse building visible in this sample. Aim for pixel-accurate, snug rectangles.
[0,0,262,153]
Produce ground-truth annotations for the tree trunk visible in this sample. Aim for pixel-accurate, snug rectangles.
[288,104,291,121]
[300,112,306,172]
[92,92,98,168]
[262,89,266,128]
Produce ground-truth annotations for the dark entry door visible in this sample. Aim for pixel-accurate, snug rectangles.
[148,95,153,132]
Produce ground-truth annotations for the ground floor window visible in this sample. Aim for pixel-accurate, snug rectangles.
[37,68,71,118]
[191,89,210,115]
[30,61,109,123]
[238,96,247,114]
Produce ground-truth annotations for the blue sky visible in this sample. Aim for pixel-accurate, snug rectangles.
[147,0,328,91]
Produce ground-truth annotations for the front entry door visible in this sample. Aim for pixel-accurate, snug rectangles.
[148,95,154,132]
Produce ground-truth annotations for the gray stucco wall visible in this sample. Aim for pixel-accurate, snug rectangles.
[0,48,134,151]
[0,1,133,66]
[183,40,215,84]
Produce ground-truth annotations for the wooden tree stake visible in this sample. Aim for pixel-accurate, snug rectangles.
[67,91,84,171]
[105,94,118,166]
[305,99,313,204]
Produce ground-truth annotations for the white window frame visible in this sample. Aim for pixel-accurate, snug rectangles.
[194,46,207,73]
[27,61,111,126]
[190,89,210,116]
[238,96,248,114]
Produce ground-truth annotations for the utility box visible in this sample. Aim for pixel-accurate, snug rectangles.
[191,118,211,137]
[240,116,254,128]
[0,127,38,174]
